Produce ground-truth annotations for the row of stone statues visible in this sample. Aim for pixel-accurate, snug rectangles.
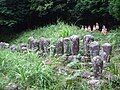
[83,35,112,63]
[0,34,112,80]
[0,35,112,62]
[81,23,108,35]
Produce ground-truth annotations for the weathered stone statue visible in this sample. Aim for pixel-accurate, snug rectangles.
[101,25,108,35]
[0,42,9,49]
[10,45,17,52]
[33,39,39,51]
[49,45,55,56]
[39,37,44,52]
[28,37,34,49]
[39,37,50,54]
[93,25,96,31]
[83,35,94,56]
[55,37,64,56]
[20,43,27,47]
[28,37,39,51]
[92,56,103,79]
[43,38,50,54]
[88,25,92,32]
[89,41,100,59]
[95,23,99,30]
[4,43,9,49]
[70,35,79,55]
[102,43,112,55]
[19,43,28,52]
[102,43,112,62]
[63,37,71,55]
[99,50,108,63]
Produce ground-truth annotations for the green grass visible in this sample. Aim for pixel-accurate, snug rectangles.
[11,22,120,47]
[0,50,60,90]
[11,22,89,44]
[0,22,120,90]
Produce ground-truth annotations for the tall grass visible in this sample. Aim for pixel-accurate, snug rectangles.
[0,50,60,90]
[0,22,120,90]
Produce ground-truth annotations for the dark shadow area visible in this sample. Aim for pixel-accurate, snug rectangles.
[0,12,120,43]
[0,0,120,42]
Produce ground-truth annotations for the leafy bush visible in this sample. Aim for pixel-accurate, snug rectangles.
[0,0,119,31]
[0,0,30,28]
[109,0,120,21]
[68,0,109,25]
[0,0,71,30]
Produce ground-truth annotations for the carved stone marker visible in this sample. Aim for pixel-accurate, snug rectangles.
[0,42,9,49]
[83,35,94,56]
[33,39,39,51]
[92,56,103,79]
[50,45,55,56]
[70,35,79,55]
[39,37,44,52]
[102,43,112,55]
[19,43,28,52]
[10,45,17,52]
[28,37,39,51]
[28,37,34,49]
[99,50,108,63]
[63,37,71,55]
[102,43,112,62]
[4,43,9,49]
[43,38,50,54]
[0,42,5,49]
[89,41,100,59]
[55,38,64,56]
[39,37,50,54]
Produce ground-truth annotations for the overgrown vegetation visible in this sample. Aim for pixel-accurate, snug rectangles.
[0,22,120,90]
[0,0,120,89]
[109,0,120,20]
[0,0,120,31]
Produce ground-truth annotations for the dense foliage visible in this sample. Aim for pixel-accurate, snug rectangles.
[0,0,30,28]
[0,0,119,31]
[109,0,120,20]
[68,0,109,25]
